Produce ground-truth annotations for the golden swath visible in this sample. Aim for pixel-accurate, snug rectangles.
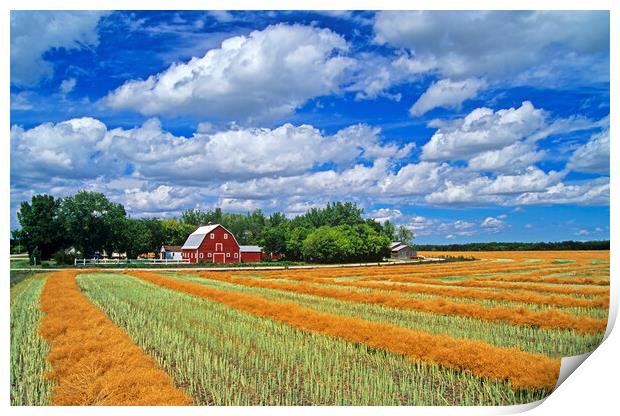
[39,270,192,405]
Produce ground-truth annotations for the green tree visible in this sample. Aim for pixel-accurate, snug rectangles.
[286,226,311,260]
[396,225,415,245]
[16,194,65,260]
[267,212,287,227]
[301,224,390,263]
[302,226,347,263]
[160,219,195,245]
[382,220,396,240]
[142,218,166,252]
[300,202,365,228]
[262,224,288,258]
[59,191,126,257]
[121,219,153,258]
[180,208,210,226]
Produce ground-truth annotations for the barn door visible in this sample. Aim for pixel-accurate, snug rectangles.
[213,253,225,263]
[215,243,223,252]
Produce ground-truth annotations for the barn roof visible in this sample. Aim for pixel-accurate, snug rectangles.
[391,241,402,249]
[239,245,262,252]
[391,242,411,252]
[161,245,182,252]
[181,224,222,249]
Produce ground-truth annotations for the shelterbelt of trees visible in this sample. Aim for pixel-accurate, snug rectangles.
[12,192,413,264]
[417,241,609,251]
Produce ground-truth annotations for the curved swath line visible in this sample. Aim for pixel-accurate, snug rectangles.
[39,270,192,406]
[360,278,609,296]
[263,263,606,281]
[354,266,609,282]
[267,277,610,308]
[125,270,561,391]
[254,271,609,297]
[470,275,609,286]
[364,268,611,283]
[452,279,609,295]
[188,272,606,334]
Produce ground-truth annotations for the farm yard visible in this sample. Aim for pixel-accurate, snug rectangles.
[10,250,610,406]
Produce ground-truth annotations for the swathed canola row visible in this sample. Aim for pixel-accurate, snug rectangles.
[39,270,191,405]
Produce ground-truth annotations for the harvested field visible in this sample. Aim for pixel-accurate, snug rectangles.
[125,270,561,391]
[9,250,609,406]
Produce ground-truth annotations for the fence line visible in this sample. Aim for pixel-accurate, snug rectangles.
[74,258,191,266]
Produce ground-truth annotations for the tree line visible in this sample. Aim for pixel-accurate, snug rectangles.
[12,192,414,264]
[416,241,610,251]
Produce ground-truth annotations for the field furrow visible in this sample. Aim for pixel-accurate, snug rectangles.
[39,270,192,405]
[125,270,560,391]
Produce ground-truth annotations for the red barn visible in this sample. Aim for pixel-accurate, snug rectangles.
[239,246,262,263]
[181,224,263,263]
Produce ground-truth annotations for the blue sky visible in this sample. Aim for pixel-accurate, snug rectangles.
[10,10,610,243]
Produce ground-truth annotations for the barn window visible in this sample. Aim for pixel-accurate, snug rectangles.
[210,233,215,239]
[224,233,228,239]
[199,253,204,259]
[226,253,230,257]
[208,253,212,258]
[234,253,238,258]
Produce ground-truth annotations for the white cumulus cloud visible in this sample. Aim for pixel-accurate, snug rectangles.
[10,117,116,179]
[59,78,77,95]
[567,129,610,175]
[421,101,546,161]
[516,178,609,205]
[467,141,545,173]
[480,216,506,232]
[373,11,609,85]
[368,208,402,223]
[11,118,412,187]
[410,78,486,116]
[11,11,106,86]
[104,24,355,123]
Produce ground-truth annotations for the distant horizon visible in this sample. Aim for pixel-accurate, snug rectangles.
[10,11,610,244]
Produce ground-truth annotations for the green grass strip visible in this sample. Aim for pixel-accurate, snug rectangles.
[10,274,53,405]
